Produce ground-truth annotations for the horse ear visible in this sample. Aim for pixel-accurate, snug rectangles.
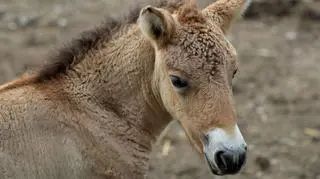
[138,6,175,47]
[202,0,251,34]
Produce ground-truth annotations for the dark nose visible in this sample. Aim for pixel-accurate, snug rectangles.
[215,149,247,174]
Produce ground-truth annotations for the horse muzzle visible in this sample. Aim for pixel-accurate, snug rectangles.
[203,125,247,176]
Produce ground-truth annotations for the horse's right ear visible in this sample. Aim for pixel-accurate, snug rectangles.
[138,6,175,47]
[202,0,252,34]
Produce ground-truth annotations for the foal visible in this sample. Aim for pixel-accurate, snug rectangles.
[0,0,251,178]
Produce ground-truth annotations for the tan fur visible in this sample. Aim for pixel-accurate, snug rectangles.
[0,0,250,178]
[0,73,36,93]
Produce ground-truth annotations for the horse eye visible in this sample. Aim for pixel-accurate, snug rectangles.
[169,75,189,91]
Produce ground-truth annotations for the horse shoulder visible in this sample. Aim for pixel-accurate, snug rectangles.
[0,84,102,178]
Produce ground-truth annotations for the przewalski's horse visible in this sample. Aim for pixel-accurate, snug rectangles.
[0,0,251,178]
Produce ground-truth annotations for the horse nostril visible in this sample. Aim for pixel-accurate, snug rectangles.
[214,150,246,174]
[215,151,228,171]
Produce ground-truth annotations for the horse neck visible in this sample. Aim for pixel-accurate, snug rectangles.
[59,24,171,165]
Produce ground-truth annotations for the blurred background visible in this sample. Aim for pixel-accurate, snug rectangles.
[0,0,319,178]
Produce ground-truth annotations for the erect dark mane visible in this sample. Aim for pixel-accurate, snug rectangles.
[35,0,185,82]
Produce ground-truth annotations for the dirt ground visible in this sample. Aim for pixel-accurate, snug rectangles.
[0,0,319,178]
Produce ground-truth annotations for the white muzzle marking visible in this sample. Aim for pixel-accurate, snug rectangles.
[203,125,247,174]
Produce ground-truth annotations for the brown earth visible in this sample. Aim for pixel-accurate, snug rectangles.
[0,0,319,179]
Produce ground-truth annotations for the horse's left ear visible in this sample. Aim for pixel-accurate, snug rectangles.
[138,6,175,47]
[202,0,252,34]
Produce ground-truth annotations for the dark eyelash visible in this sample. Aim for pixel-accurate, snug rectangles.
[233,69,238,78]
